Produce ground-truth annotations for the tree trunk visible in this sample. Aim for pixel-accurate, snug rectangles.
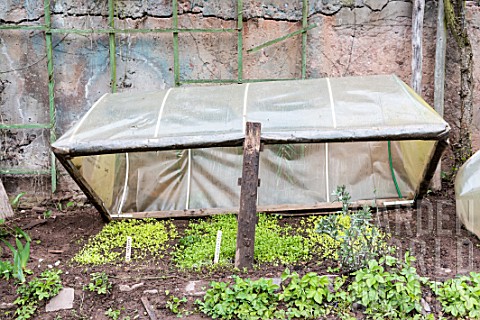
[445,0,474,168]
[456,39,473,165]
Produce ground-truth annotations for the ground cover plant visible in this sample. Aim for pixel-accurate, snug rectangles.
[197,276,280,319]
[430,272,480,319]
[173,195,392,271]
[73,218,177,265]
[278,269,334,319]
[348,253,429,319]
[173,214,310,269]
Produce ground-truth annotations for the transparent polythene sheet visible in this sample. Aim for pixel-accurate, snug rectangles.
[71,140,436,215]
[52,75,449,154]
[455,150,480,239]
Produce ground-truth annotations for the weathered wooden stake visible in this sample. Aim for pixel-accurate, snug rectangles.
[411,0,425,94]
[235,122,261,269]
[432,0,447,191]
[140,296,158,320]
[0,178,14,219]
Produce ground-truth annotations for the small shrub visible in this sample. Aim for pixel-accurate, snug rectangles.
[316,185,392,271]
[430,272,480,319]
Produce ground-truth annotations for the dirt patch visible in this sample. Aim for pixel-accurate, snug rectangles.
[1,182,479,319]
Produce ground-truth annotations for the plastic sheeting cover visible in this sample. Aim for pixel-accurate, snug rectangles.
[455,150,480,239]
[71,140,435,215]
[53,75,450,217]
[52,75,449,155]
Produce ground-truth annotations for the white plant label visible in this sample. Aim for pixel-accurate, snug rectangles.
[125,236,132,262]
[214,230,222,264]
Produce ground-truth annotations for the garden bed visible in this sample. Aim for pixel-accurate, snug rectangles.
[1,182,480,319]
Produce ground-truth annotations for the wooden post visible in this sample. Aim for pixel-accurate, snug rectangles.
[0,178,14,219]
[140,297,158,320]
[235,122,261,269]
[411,0,425,94]
[432,0,447,190]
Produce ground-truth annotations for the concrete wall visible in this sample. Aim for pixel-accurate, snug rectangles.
[1,0,480,199]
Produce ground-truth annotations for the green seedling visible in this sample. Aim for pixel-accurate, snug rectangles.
[165,293,188,317]
[43,210,53,219]
[11,192,26,209]
[2,228,31,283]
[105,308,121,320]
[84,272,112,295]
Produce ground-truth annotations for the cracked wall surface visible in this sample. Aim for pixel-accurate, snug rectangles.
[1,0,480,197]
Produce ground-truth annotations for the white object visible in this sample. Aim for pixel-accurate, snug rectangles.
[455,150,480,239]
[214,230,222,264]
[125,236,132,262]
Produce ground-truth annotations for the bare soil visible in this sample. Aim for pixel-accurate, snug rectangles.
[1,181,479,319]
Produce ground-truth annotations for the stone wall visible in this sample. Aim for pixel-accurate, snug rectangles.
[1,0,479,198]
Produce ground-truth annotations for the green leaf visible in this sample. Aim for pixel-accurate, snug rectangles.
[15,228,31,242]
[313,291,324,304]
[366,277,376,288]
[20,241,30,268]
[11,192,26,207]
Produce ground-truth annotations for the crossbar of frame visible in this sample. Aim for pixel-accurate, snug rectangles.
[0,26,238,33]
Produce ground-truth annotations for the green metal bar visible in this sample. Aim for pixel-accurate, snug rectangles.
[0,25,46,31]
[46,28,237,34]
[181,79,239,84]
[44,0,57,193]
[237,0,243,83]
[51,28,236,34]
[0,124,52,129]
[173,0,180,86]
[247,24,317,54]
[0,25,237,34]
[0,169,51,175]
[301,0,308,79]
[108,0,117,93]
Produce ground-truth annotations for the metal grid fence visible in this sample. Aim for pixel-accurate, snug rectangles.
[0,0,311,192]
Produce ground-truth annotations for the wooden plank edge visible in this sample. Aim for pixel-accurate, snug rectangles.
[140,296,158,320]
[110,198,414,220]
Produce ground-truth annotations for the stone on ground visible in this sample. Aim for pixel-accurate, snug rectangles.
[46,287,74,312]
[185,280,209,296]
